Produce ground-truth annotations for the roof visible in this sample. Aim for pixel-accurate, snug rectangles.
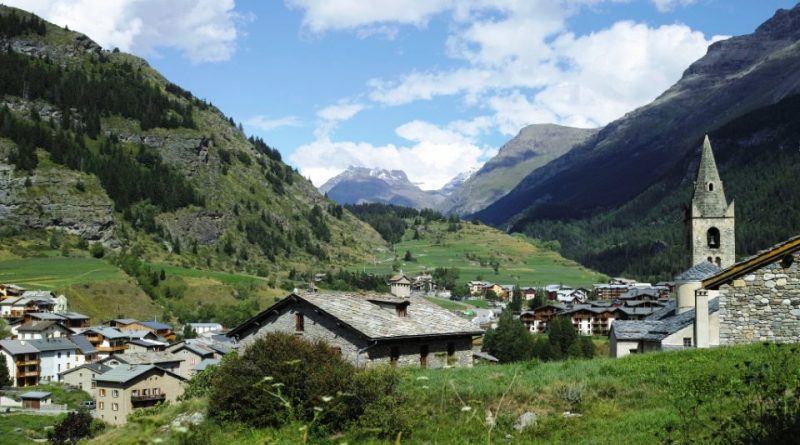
[16,321,61,332]
[388,274,411,284]
[703,235,800,290]
[95,364,186,385]
[20,391,51,400]
[86,327,129,339]
[28,312,68,321]
[69,335,97,355]
[187,323,223,328]
[56,312,90,320]
[611,298,719,341]
[174,342,214,357]
[59,361,112,376]
[27,338,78,352]
[111,351,184,365]
[139,321,173,331]
[194,358,220,372]
[676,261,722,282]
[229,292,483,341]
[21,290,55,299]
[0,339,39,355]
[472,351,499,362]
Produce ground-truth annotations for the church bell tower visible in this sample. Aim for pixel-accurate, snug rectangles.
[687,135,735,268]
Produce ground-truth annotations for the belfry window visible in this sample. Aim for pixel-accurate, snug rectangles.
[707,182,714,191]
[707,227,720,248]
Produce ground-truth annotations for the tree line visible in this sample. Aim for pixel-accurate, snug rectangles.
[0,10,46,38]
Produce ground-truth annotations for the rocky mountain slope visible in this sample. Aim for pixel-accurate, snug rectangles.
[320,166,447,209]
[474,4,800,227]
[0,5,384,275]
[442,124,597,216]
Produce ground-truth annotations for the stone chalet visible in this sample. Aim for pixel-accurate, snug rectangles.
[228,292,483,368]
[94,364,186,425]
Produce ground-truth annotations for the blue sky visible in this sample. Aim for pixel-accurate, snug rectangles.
[10,0,799,189]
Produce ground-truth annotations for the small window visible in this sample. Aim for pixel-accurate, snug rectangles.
[99,388,106,397]
[420,345,429,369]
[91,381,96,389]
[112,390,119,398]
[390,346,399,367]
[707,182,714,192]
[132,390,139,397]
[112,403,118,411]
[683,337,692,347]
[98,401,104,410]
[447,342,455,357]
[295,313,304,332]
[153,388,160,395]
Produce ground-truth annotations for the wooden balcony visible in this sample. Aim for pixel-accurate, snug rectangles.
[96,344,128,353]
[15,359,40,366]
[16,370,39,378]
[131,393,166,403]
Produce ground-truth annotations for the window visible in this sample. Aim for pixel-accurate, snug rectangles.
[91,381,96,389]
[420,345,429,369]
[153,388,161,395]
[295,313,304,332]
[707,182,714,192]
[683,337,692,347]
[98,402,104,410]
[99,389,106,397]
[447,342,455,357]
[390,347,399,367]
[112,403,118,411]
[112,390,119,398]
[132,390,139,397]
[707,227,720,248]
[57,352,61,359]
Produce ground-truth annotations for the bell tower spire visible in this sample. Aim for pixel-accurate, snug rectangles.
[687,135,735,268]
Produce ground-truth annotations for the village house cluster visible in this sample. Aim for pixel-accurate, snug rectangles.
[0,285,231,424]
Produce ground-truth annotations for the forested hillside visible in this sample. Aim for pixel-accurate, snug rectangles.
[0,6,384,281]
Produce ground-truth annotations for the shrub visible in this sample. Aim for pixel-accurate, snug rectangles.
[48,410,103,444]
[89,242,105,258]
[208,332,403,436]
[482,310,535,363]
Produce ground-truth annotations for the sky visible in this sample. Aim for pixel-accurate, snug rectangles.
[5,0,798,190]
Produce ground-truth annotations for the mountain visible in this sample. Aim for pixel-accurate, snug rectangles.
[471,5,800,281]
[319,166,446,209]
[0,6,384,273]
[442,124,598,216]
[438,168,476,196]
[474,4,800,227]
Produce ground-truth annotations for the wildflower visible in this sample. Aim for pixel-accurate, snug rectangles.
[271,382,284,388]
[262,376,274,382]
[461,406,472,412]
[416,376,429,381]
[321,395,334,403]
[313,406,323,412]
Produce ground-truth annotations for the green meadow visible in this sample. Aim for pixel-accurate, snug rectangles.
[357,221,606,289]
[0,256,125,289]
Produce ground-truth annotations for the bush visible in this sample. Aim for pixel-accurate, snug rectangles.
[208,332,403,436]
[48,410,103,444]
[482,310,535,363]
[89,242,105,258]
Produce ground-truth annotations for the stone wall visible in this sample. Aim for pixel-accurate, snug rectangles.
[719,252,800,344]
[237,300,474,368]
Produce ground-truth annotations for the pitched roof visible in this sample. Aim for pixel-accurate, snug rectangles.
[95,364,186,384]
[611,298,719,341]
[0,339,39,355]
[59,361,112,376]
[676,261,721,282]
[139,321,173,331]
[111,318,138,325]
[17,321,69,332]
[20,391,51,399]
[111,351,184,365]
[703,235,800,290]
[194,358,220,372]
[388,274,411,284]
[86,327,129,339]
[229,292,483,340]
[27,338,78,352]
[69,335,97,355]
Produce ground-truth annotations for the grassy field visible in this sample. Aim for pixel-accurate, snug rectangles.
[86,343,790,445]
[356,221,605,290]
[0,256,126,289]
[0,413,65,445]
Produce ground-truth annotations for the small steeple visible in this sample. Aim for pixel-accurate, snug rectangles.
[692,135,728,217]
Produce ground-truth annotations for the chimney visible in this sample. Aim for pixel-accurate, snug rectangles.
[694,289,709,348]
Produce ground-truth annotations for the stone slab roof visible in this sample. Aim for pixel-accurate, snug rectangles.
[194,358,220,372]
[676,261,721,282]
[703,234,800,290]
[612,298,719,341]
[230,292,483,340]
[111,351,184,365]
[95,364,186,384]
[17,321,60,332]
[27,338,78,352]
[20,391,50,399]
[0,339,39,355]
[70,335,97,355]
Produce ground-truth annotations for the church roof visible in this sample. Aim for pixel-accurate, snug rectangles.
[692,135,731,216]
[703,234,800,290]
[611,298,719,341]
[675,261,721,282]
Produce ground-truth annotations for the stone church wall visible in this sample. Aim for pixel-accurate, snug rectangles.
[719,252,800,344]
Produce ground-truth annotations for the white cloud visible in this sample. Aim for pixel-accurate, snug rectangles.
[651,0,697,13]
[285,0,454,33]
[244,115,302,132]
[5,0,244,63]
[317,103,365,121]
[291,120,494,190]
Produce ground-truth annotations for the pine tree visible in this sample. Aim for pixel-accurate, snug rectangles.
[482,310,535,363]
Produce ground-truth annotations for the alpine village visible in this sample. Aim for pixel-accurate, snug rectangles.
[0,3,799,445]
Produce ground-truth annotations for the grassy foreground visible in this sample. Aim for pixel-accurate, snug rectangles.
[87,343,780,445]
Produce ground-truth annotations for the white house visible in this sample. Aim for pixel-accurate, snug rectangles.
[28,338,82,383]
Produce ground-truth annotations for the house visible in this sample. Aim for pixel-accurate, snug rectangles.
[228,292,483,369]
[20,391,51,409]
[59,361,113,394]
[84,327,129,358]
[520,287,536,301]
[126,339,168,353]
[70,335,99,363]
[0,297,54,318]
[193,358,220,374]
[592,284,630,300]
[561,306,624,336]
[0,284,25,297]
[520,305,563,333]
[168,342,216,378]
[14,320,73,340]
[388,273,412,298]
[0,339,40,387]
[28,338,82,383]
[22,311,90,329]
[94,364,187,425]
[411,274,434,292]
[186,322,223,335]
[105,352,184,376]
[498,284,515,300]
[617,287,670,303]
[555,288,588,304]
[110,320,176,342]
[468,281,493,296]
